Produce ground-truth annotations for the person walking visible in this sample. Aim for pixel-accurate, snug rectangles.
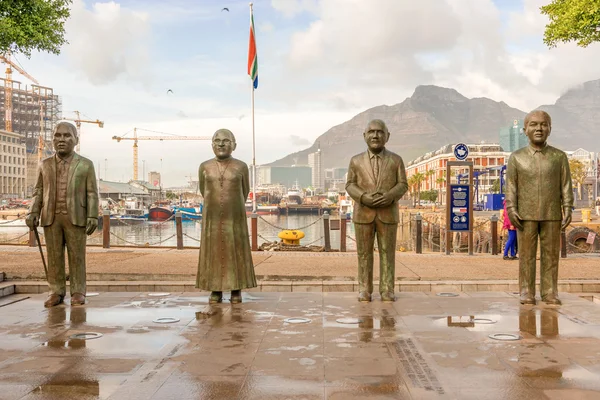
[595,197,600,217]
[502,200,517,260]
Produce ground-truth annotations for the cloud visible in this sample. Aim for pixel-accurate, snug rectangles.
[259,22,275,33]
[289,134,311,146]
[270,0,319,18]
[64,0,151,85]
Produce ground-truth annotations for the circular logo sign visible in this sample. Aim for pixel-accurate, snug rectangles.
[454,143,469,161]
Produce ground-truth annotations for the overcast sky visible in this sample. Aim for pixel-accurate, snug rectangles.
[14,0,600,186]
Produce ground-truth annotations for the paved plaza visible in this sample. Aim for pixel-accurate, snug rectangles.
[1,291,600,399]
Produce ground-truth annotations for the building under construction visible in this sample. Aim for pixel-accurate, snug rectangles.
[0,78,61,196]
[0,77,62,152]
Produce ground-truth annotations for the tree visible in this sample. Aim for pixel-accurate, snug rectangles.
[165,190,177,201]
[0,0,72,57]
[541,0,600,48]
[420,190,438,203]
[490,178,504,194]
[569,159,588,200]
[436,176,446,204]
[408,172,426,207]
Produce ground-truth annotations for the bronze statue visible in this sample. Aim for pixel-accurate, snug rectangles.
[196,129,257,303]
[346,119,408,302]
[506,110,573,305]
[26,121,99,307]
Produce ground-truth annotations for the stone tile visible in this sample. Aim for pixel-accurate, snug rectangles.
[399,283,431,292]
[108,285,127,292]
[262,283,292,292]
[240,376,325,400]
[293,282,324,292]
[582,283,600,292]
[251,349,325,377]
[325,357,398,381]
[151,374,246,400]
[461,283,478,292]
[323,284,353,292]
[477,283,510,291]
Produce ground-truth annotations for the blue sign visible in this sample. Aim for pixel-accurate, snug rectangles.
[450,184,470,231]
[454,143,469,161]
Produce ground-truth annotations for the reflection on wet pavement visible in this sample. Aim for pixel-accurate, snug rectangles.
[0,291,599,399]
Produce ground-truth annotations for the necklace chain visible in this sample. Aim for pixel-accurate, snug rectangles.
[217,160,231,188]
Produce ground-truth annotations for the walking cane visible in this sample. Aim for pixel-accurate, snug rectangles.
[31,226,48,280]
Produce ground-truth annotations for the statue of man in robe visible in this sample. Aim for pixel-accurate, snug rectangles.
[196,129,257,303]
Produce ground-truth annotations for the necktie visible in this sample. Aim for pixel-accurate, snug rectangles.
[373,155,379,181]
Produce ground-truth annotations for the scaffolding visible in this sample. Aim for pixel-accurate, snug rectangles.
[0,77,62,155]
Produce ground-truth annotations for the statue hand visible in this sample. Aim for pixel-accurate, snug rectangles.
[361,193,378,208]
[86,217,98,235]
[372,191,394,207]
[561,208,572,231]
[507,211,524,231]
[26,213,39,230]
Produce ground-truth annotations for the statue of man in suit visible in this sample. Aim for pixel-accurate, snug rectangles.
[346,119,408,302]
[26,121,99,308]
[506,110,573,305]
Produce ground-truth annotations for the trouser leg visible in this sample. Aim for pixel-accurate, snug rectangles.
[355,222,375,294]
[507,230,517,257]
[376,218,397,294]
[43,217,67,296]
[518,221,539,297]
[539,220,561,299]
[62,214,88,295]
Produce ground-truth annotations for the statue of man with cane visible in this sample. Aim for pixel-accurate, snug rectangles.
[26,121,99,308]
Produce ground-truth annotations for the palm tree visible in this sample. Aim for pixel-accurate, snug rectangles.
[426,169,436,191]
[436,176,446,205]
[411,172,426,206]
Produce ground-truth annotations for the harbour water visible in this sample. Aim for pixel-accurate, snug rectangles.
[0,214,357,250]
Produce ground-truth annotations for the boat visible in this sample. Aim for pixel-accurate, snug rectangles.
[285,181,304,205]
[172,206,202,220]
[245,201,280,215]
[148,206,174,221]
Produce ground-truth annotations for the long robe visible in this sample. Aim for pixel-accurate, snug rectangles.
[196,157,257,291]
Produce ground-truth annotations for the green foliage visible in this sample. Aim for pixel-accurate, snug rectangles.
[419,190,438,202]
[165,191,177,200]
[490,178,504,194]
[0,0,72,57]
[541,0,600,48]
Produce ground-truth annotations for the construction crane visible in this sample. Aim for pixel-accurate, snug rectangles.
[112,127,211,181]
[63,110,104,153]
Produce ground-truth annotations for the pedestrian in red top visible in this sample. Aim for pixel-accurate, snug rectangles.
[502,200,517,260]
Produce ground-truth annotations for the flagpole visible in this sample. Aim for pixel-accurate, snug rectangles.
[250,2,257,214]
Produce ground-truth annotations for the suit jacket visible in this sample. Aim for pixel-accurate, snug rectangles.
[346,149,408,224]
[28,153,99,227]
[505,144,573,221]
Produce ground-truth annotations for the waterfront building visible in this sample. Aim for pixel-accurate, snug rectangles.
[255,165,312,189]
[148,171,161,188]
[566,148,599,204]
[0,130,27,198]
[308,148,324,191]
[406,143,510,204]
[499,119,528,152]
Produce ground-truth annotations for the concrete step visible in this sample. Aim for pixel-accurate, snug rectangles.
[7,279,600,295]
[0,272,4,282]
[0,282,15,298]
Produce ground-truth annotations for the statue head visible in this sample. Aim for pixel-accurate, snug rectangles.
[524,110,551,148]
[363,119,390,154]
[212,128,237,160]
[53,121,79,157]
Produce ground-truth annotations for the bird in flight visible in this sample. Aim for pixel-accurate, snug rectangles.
[222,7,229,12]
[167,89,173,94]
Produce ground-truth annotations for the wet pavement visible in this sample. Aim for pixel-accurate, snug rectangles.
[1,292,600,399]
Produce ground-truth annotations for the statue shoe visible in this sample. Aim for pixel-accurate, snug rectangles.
[70,293,86,306]
[44,294,64,308]
[209,291,223,304]
[519,294,536,305]
[542,294,562,306]
[358,291,371,302]
[381,292,396,302]
[230,290,242,304]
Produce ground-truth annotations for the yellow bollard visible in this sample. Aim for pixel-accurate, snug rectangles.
[582,209,591,224]
[278,230,305,245]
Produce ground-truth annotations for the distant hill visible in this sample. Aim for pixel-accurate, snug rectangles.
[268,80,600,168]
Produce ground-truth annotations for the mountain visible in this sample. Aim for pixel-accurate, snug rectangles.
[268,80,600,169]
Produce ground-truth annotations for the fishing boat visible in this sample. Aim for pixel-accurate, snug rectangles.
[285,181,304,205]
[172,206,202,220]
[148,206,174,221]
